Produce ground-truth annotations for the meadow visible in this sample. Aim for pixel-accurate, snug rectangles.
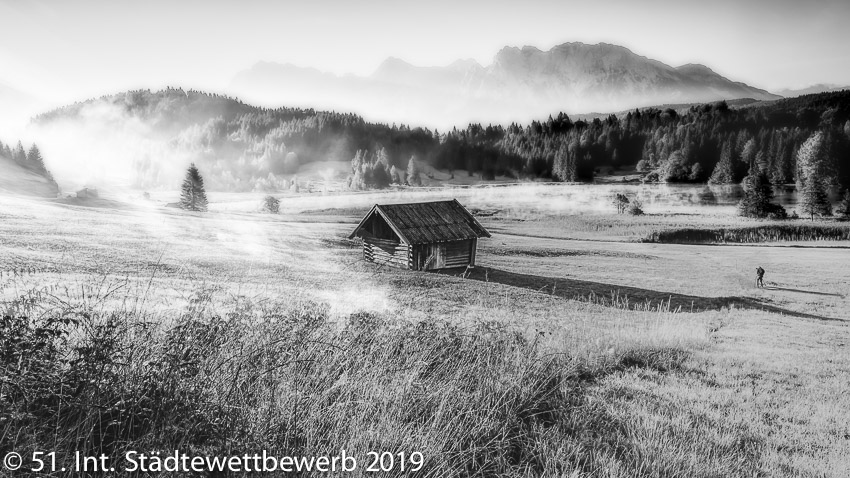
[1,186,849,477]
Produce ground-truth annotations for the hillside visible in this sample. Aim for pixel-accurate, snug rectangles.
[32,88,850,193]
[33,89,429,192]
[229,42,779,128]
[0,140,58,197]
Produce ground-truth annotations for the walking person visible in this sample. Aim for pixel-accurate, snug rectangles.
[756,266,765,288]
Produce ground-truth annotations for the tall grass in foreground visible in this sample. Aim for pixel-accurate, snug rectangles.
[1,283,758,477]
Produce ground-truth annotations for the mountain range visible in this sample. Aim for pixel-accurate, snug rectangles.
[775,83,850,98]
[229,42,781,128]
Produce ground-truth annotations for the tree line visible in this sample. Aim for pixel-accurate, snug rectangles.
[344,91,850,192]
[35,88,850,193]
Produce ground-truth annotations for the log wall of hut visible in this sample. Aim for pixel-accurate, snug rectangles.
[360,212,412,269]
[412,239,476,271]
[363,237,411,269]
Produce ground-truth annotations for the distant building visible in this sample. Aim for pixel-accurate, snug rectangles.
[76,187,99,198]
[349,199,490,271]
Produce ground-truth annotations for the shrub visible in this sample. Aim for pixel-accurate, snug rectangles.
[627,199,645,215]
[766,207,788,220]
[262,195,280,213]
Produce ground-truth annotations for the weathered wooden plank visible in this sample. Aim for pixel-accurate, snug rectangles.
[365,237,402,247]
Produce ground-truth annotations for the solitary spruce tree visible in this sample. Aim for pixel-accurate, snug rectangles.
[180,163,208,212]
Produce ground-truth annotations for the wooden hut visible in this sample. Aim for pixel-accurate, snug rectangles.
[76,187,99,199]
[348,199,490,271]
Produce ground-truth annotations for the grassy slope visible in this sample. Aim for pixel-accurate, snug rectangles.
[0,157,57,197]
[1,192,848,476]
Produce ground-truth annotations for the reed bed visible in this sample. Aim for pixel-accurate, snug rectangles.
[644,224,850,244]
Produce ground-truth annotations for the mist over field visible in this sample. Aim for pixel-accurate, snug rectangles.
[30,102,184,190]
[15,85,850,209]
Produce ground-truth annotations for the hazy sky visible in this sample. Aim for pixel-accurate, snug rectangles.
[1,0,849,103]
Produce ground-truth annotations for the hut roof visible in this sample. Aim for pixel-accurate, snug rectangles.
[349,199,491,245]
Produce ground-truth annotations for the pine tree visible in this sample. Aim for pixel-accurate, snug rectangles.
[375,147,390,168]
[613,193,630,214]
[180,163,208,212]
[371,162,391,189]
[798,172,831,221]
[406,155,421,186]
[754,151,768,174]
[739,169,786,219]
[741,138,757,168]
[552,143,569,181]
[26,144,50,177]
[349,150,366,190]
[565,139,579,181]
[688,162,704,182]
[771,133,792,184]
[390,165,404,185]
[795,131,826,190]
[13,141,27,166]
[836,189,850,219]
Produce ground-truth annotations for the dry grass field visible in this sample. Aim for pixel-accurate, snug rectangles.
[1,188,848,477]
